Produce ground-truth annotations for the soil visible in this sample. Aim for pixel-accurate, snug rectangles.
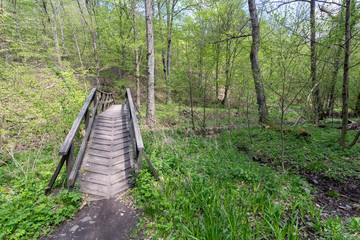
[302,172,360,218]
[248,153,360,219]
[43,193,143,240]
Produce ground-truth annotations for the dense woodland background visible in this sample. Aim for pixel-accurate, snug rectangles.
[1,0,360,239]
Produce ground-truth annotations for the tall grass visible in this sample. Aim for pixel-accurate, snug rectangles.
[133,129,360,239]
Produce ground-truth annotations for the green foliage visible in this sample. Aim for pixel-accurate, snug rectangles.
[134,129,357,239]
[0,63,88,239]
[0,177,82,240]
[233,126,360,181]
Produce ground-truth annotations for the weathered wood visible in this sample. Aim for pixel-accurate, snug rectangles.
[66,142,75,188]
[59,88,96,155]
[67,101,99,188]
[45,154,68,195]
[126,88,144,150]
[142,150,159,180]
[46,88,117,194]
[126,99,137,160]
[85,108,90,129]
[78,105,135,200]
[137,148,143,171]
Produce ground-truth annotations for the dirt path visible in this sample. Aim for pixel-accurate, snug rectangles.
[44,194,142,240]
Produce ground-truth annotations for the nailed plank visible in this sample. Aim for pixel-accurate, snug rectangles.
[77,104,135,200]
[93,129,130,136]
[90,141,131,152]
[91,137,131,146]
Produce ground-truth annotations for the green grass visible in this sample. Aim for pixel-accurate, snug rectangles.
[0,63,88,239]
[233,125,360,181]
[134,129,360,239]
[0,150,83,239]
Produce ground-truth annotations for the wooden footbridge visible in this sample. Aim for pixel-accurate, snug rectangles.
[45,88,158,200]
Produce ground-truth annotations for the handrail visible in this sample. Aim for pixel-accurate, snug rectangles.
[125,88,159,180]
[59,88,97,155]
[45,88,115,194]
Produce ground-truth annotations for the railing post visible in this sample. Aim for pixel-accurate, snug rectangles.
[85,108,90,129]
[94,90,98,112]
[137,149,143,170]
[126,98,137,160]
[66,141,75,188]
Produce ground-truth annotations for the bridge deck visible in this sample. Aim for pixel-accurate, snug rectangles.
[78,104,134,201]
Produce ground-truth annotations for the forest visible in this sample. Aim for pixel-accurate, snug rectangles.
[0,0,360,239]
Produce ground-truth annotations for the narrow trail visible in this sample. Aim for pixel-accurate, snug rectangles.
[44,193,142,240]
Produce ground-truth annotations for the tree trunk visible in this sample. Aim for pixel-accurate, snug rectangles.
[43,0,62,67]
[222,39,231,105]
[248,0,267,123]
[85,2,100,88]
[157,1,168,102]
[132,0,141,109]
[57,0,66,55]
[165,0,174,104]
[214,43,220,100]
[340,0,352,147]
[310,0,323,123]
[355,92,360,116]
[327,47,342,117]
[145,0,155,128]
[74,34,83,68]
[77,0,100,87]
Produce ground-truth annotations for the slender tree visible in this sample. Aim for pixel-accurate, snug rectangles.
[132,0,141,109]
[145,0,155,128]
[248,0,267,123]
[310,0,324,124]
[340,0,352,147]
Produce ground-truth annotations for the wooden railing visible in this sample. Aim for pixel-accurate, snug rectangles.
[125,88,159,180]
[45,88,115,194]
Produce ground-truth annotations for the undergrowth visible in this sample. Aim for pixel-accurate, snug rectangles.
[134,130,360,239]
[0,63,88,239]
[233,125,360,181]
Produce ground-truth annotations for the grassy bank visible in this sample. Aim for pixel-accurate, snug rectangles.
[0,63,88,239]
[134,117,360,239]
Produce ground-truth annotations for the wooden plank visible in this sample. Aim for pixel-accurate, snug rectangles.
[45,154,68,194]
[90,141,131,152]
[59,88,96,155]
[91,137,130,146]
[125,89,144,150]
[142,150,160,180]
[76,104,135,200]
[68,101,99,188]
[66,142,75,187]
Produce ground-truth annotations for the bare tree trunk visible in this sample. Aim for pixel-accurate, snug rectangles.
[11,0,25,60]
[41,0,62,67]
[165,0,175,104]
[157,1,168,101]
[310,0,323,124]
[85,1,100,88]
[57,0,66,55]
[73,33,83,68]
[132,0,141,109]
[327,47,342,117]
[203,59,207,128]
[189,69,195,130]
[248,0,267,123]
[145,0,155,128]
[214,43,220,100]
[222,39,231,105]
[77,0,100,87]
[340,0,351,147]
[355,92,360,116]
